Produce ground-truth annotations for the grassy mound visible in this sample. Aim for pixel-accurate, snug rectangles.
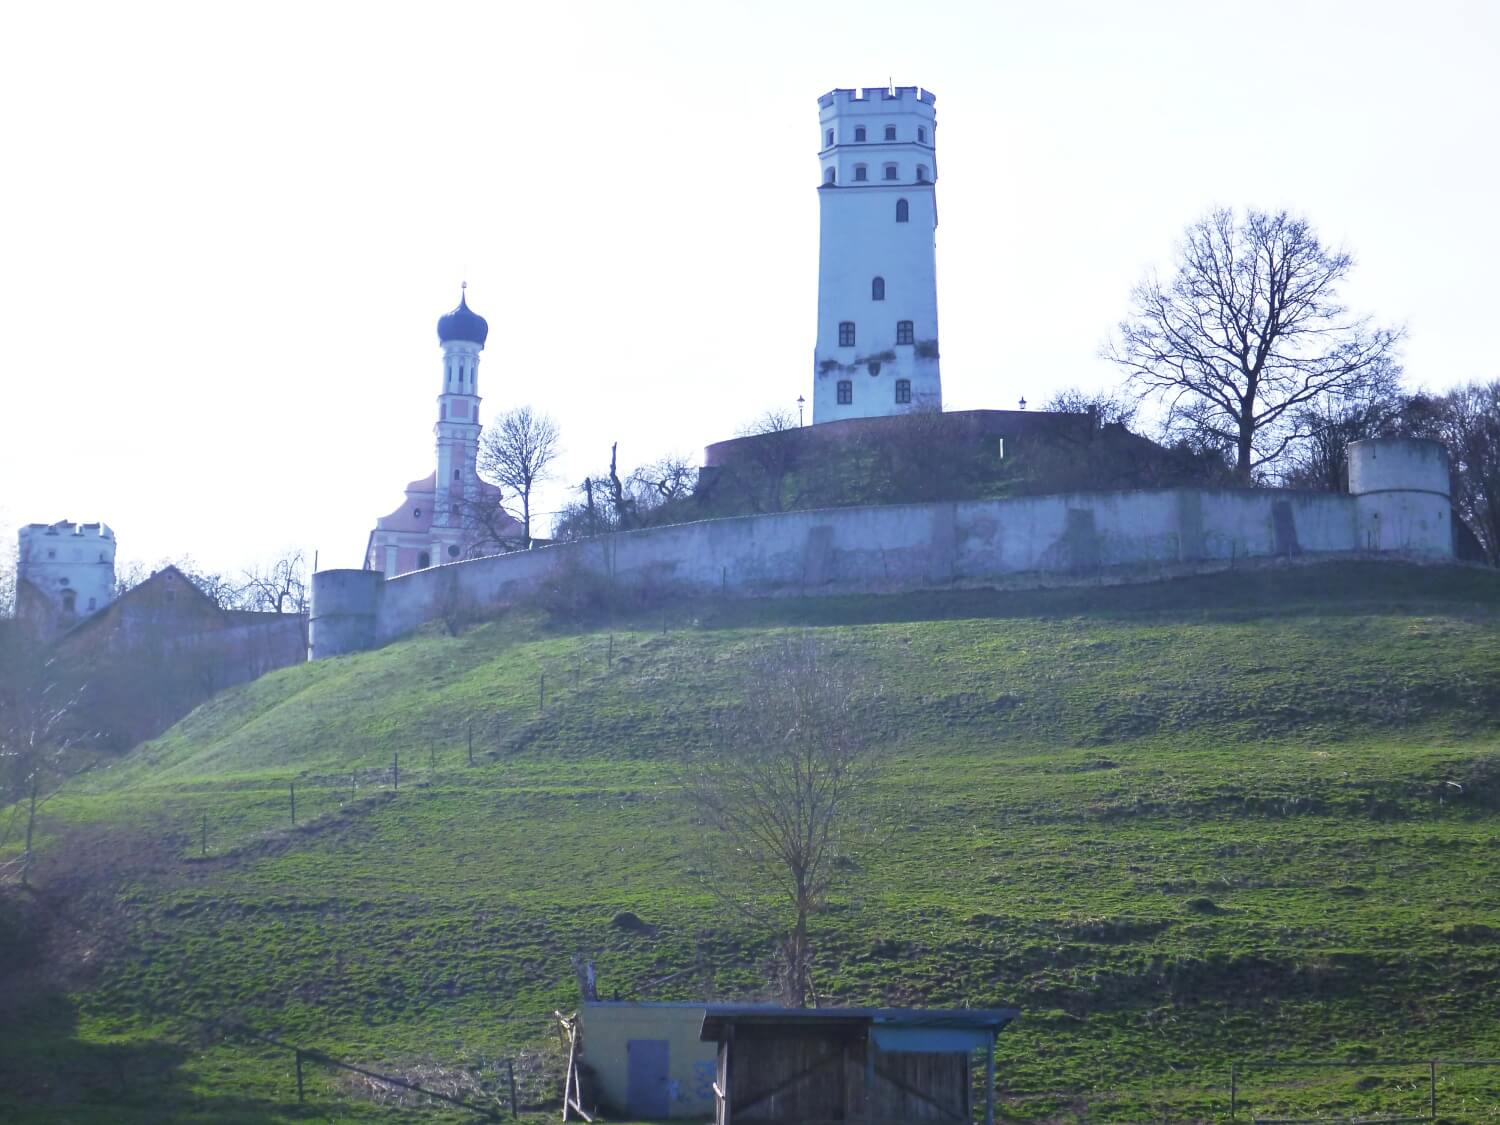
[4,561,1500,1123]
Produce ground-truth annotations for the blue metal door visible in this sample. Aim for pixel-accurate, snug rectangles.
[626,1038,671,1118]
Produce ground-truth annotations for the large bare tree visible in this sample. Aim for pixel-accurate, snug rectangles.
[686,636,881,1007]
[1108,208,1403,480]
[478,406,561,544]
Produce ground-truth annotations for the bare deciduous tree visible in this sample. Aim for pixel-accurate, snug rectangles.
[1281,362,1407,492]
[1406,380,1500,563]
[1108,208,1404,480]
[0,623,92,885]
[478,406,561,544]
[686,636,881,1007]
[236,550,309,614]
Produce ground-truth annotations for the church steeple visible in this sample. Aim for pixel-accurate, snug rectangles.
[432,286,487,532]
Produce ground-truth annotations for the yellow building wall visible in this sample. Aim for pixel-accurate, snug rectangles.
[579,1002,717,1119]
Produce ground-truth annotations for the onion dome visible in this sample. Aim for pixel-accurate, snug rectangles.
[436,289,489,347]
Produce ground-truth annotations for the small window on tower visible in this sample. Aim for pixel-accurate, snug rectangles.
[884,164,898,180]
[853,164,868,181]
[897,320,914,344]
[839,321,856,347]
[896,198,909,222]
[447,545,460,557]
[824,167,836,185]
[854,126,866,142]
[916,164,929,182]
[825,128,834,147]
[896,379,912,404]
[871,276,885,301]
[418,552,431,569]
[837,380,853,405]
[918,126,927,143]
[884,125,896,141]
[453,469,461,480]
[413,508,422,519]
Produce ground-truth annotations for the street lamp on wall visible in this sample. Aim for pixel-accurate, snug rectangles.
[797,395,805,426]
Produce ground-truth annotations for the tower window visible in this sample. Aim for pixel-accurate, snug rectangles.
[918,126,927,143]
[871,276,885,301]
[418,551,431,569]
[884,164,898,180]
[854,126,866,142]
[824,167,836,185]
[825,128,834,147]
[441,403,447,419]
[853,164,868,181]
[896,379,912,404]
[61,589,77,613]
[884,125,896,141]
[837,380,853,405]
[897,320,914,344]
[916,164,929,182]
[838,321,856,347]
[453,469,461,480]
[413,508,422,518]
[896,198,909,222]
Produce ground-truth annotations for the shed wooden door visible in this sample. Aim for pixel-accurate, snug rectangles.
[627,1038,671,1118]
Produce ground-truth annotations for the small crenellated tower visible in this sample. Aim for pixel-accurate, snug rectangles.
[812,85,941,424]
[16,520,117,629]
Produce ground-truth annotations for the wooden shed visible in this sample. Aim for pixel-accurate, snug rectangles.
[699,1006,1019,1125]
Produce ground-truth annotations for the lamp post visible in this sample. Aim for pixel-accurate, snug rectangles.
[797,395,805,426]
[1018,396,1027,411]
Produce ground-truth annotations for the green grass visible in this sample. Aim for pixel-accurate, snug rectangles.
[5,561,1500,1123]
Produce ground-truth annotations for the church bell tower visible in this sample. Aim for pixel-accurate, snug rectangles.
[812,86,941,424]
[431,285,487,548]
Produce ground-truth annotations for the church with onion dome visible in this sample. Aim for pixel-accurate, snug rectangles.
[363,287,522,576]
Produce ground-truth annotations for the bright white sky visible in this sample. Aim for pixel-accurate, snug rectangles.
[2,0,1497,574]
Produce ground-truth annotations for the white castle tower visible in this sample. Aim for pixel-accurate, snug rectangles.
[16,520,117,624]
[812,86,941,424]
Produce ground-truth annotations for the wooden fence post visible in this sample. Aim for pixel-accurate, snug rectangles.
[539,673,546,713]
[607,634,613,669]
[201,813,207,857]
[508,1057,518,1118]
[393,752,399,791]
[296,1048,305,1101]
[289,781,296,826]
[468,721,475,766]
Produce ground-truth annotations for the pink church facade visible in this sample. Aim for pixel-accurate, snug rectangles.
[364,290,522,576]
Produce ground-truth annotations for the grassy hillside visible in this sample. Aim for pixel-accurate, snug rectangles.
[5,562,1500,1123]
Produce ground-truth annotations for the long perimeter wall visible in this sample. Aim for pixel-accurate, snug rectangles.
[311,438,1456,659]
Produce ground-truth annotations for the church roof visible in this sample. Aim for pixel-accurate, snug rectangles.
[437,291,488,347]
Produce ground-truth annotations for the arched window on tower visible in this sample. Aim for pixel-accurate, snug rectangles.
[917,126,927,143]
[853,164,868,181]
[854,126,867,142]
[418,551,431,569]
[837,380,853,405]
[883,163,898,180]
[916,165,929,182]
[896,198,909,222]
[884,125,896,141]
[895,379,912,404]
[61,589,77,614]
[871,276,885,301]
[824,167,836,185]
[825,128,834,147]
